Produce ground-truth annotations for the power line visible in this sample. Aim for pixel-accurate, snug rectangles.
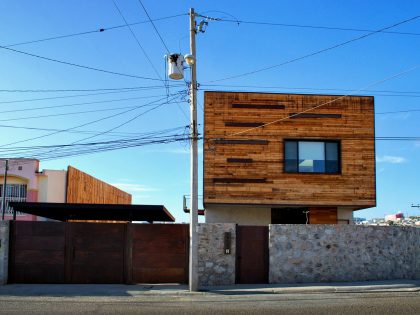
[209,63,420,139]
[0,45,165,82]
[376,109,420,115]
[2,134,419,162]
[0,99,181,122]
[137,0,171,53]
[200,84,420,96]
[34,94,181,159]
[4,14,187,48]
[112,0,163,82]
[0,84,184,93]
[0,123,187,137]
[0,95,177,147]
[0,93,178,113]
[215,17,420,37]
[207,15,420,83]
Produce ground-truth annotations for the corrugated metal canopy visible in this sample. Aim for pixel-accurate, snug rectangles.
[9,202,175,222]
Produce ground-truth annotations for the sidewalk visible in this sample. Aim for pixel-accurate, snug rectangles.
[0,279,418,297]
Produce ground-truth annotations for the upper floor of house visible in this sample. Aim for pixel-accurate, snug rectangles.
[203,91,376,211]
[0,159,131,220]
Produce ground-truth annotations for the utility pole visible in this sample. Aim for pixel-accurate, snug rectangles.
[1,159,8,220]
[188,7,199,292]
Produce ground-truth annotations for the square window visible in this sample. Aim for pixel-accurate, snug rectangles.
[284,140,340,174]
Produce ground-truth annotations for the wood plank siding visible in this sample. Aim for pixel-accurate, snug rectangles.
[66,166,132,205]
[204,91,376,209]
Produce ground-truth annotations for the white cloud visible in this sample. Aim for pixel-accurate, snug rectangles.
[376,155,407,164]
[111,183,157,193]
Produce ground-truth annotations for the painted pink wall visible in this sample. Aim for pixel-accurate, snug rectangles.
[1,159,40,221]
[0,159,39,190]
[27,190,38,202]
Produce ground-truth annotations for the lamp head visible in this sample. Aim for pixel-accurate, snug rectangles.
[184,54,196,66]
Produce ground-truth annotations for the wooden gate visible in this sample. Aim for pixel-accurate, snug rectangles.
[67,223,126,284]
[9,221,188,284]
[129,224,189,284]
[9,221,66,283]
[236,226,269,284]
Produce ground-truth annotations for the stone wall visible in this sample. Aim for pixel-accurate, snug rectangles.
[197,223,236,287]
[270,225,420,283]
[0,221,9,285]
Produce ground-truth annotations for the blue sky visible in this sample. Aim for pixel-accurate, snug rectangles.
[0,1,419,221]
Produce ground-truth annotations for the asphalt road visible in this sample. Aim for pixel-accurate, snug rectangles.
[0,292,419,315]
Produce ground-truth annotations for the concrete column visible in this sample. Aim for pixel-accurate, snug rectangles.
[0,221,9,284]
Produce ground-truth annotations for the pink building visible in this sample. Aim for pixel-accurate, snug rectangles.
[0,158,131,221]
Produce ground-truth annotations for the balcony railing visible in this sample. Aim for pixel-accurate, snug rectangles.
[0,197,26,216]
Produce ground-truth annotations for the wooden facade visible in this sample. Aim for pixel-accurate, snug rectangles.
[66,166,132,205]
[204,91,376,214]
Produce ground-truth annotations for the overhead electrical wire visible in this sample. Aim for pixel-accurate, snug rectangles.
[207,15,420,83]
[34,94,182,160]
[0,95,179,147]
[135,0,190,119]
[0,99,181,122]
[0,83,184,93]
[0,133,192,161]
[1,135,419,163]
[215,17,420,36]
[0,123,187,138]
[208,63,420,140]
[112,0,163,83]
[0,93,180,113]
[0,44,165,82]
[4,13,188,48]
[199,84,420,97]
[137,0,171,53]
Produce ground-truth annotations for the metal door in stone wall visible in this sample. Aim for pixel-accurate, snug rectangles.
[236,225,268,284]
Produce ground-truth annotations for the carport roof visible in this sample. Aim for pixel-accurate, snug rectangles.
[8,202,175,222]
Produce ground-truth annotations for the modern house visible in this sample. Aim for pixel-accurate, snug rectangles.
[203,91,376,225]
[0,158,131,221]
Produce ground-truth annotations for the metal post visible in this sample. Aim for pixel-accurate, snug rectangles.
[189,7,199,292]
[1,160,8,220]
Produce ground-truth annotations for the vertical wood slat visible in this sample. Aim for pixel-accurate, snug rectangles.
[124,223,133,284]
[66,166,132,205]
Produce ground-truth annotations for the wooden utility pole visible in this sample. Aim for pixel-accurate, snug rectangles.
[1,159,8,220]
[188,7,199,292]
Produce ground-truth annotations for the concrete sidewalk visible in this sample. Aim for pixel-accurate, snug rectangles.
[0,279,418,297]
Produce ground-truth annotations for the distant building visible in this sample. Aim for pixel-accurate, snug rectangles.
[353,217,366,224]
[0,158,131,221]
[385,212,404,222]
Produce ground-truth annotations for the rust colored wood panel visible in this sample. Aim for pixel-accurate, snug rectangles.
[236,226,268,284]
[9,221,66,283]
[131,224,188,284]
[68,223,126,284]
[309,207,338,224]
[204,91,376,210]
[66,166,131,205]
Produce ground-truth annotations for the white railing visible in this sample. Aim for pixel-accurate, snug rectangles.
[0,197,26,216]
